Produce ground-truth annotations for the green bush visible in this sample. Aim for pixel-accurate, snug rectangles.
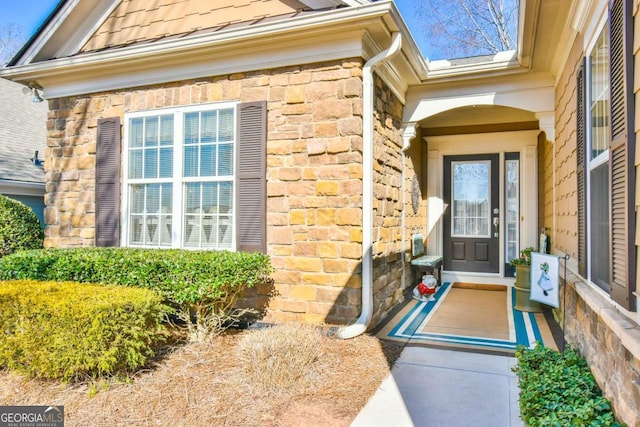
[0,248,273,340]
[0,280,168,381]
[0,194,44,258]
[513,344,625,426]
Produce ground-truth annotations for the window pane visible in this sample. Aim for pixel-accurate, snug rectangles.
[184,112,199,145]
[144,148,158,179]
[202,182,217,213]
[200,144,215,177]
[184,146,198,177]
[452,161,490,237]
[590,163,610,291]
[128,150,143,179]
[218,143,233,176]
[185,183,200,212]
[130,118,144,148]
[590,24,610,159]
[219,215,232,248]
[220,181,233,214]
[159,148,173,178]
[159,115,173,146]
[219,108,234,142]
[145,117,158,147]
[130,184,145,214]
[505,159,519,265]
[201,111,216,143]
[147,184,160,213]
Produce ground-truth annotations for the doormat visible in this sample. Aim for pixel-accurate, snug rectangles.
[375,282,557,355]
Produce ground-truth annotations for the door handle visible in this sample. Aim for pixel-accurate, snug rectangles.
[493,217,499,237]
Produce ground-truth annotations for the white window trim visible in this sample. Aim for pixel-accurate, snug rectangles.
[121,101,239,250]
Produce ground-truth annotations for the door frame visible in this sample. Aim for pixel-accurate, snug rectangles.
[425,130,539,284]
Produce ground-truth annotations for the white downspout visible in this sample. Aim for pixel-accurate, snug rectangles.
[337,32,402,339]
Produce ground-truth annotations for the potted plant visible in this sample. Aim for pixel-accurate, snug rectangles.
[509,247,544,312]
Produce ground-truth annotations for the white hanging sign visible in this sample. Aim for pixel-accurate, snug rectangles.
[530,252,560,308]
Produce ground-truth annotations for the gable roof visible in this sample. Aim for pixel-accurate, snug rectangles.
[81,0,314,53]
[0,78,47,187]
[0,0,426,101]
[8,0,375,67]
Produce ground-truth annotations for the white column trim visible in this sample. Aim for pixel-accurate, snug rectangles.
[536,111,556,143]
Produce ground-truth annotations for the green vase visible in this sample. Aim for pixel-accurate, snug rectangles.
[513,265,544,312]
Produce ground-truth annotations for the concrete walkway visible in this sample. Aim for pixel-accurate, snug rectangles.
[351,346,523,427]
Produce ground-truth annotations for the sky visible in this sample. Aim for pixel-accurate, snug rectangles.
[0,0,474,62]
[0,0,60,34]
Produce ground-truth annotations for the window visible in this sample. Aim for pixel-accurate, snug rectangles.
[586,21,611,292]
[124,105,236,250]
[504,154,519,277]
[451,161,491,238]
[577,0,635,310]
[100,101,267,252]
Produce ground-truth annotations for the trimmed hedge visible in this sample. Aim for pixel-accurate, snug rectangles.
[0,247,272,303]
[0,194,44,258]
[0,248,273,339]
[514,344,625,426]
[0,280,168,381]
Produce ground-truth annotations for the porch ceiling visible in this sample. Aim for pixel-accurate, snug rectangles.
[419,105,539,137]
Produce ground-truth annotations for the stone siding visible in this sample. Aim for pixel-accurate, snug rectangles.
[561,276,640,426]
[371,76,408,323]
[44,58,366,324]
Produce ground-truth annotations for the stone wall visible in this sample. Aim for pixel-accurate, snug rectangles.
[371,76,408,323]
[561,275,640,426]
[43,58,366,324]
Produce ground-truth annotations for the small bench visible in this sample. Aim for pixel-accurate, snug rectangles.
[410,234,443,286]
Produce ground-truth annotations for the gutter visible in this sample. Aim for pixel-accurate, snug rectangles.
[337,31,402,339]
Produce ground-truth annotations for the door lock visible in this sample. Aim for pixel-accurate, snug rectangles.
[493,216,499,237]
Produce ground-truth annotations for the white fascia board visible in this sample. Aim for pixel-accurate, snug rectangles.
[42,34,365,99]
[0,2,400,91]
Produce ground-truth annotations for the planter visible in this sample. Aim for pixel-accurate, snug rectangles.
[513,265,544,312]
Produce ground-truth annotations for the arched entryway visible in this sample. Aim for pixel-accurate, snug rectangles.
[403,96,554,284]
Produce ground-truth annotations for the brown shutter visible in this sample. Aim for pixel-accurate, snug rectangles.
[576,59,587,278]
[95,117,121,247]
[608,0,635,310]
[236,101,267,253]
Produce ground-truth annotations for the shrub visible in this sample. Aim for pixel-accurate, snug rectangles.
[0,280,168,381]
[513,344,625,426]
[0,194,44,258]
[0,248,273,340]
[235,323,325,393]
